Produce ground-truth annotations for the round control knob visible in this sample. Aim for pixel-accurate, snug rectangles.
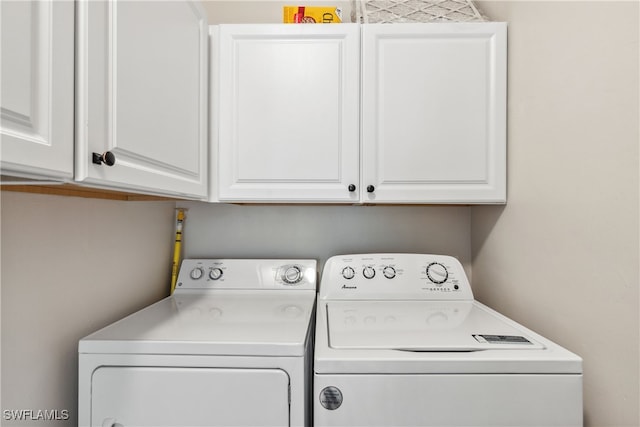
[190,267,204,280]
[426,262,448,284]
[382,266,396,279]
[341,266,355,280]
[282,266,302,284]
[209,268,223,280]
[363,266,376,279]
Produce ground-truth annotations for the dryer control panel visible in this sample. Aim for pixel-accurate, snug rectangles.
[176,259,317,291]
[319,254,472,301]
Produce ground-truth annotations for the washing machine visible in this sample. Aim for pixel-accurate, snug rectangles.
[79,259,317,427]
[314,253,583,427]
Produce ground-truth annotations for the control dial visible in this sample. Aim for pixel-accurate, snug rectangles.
[426,262,448,284]
[209,268,223,280]
[382,266,396,279]
[341,266,355,280]
[190,267,204,280]
[363,266,376,279]
[282,266,303,284]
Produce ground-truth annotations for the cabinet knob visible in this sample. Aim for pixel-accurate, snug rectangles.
[348,184,356,192]
[92,151,116,166]
[367,185,375,193]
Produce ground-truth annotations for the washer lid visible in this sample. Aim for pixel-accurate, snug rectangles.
[327,300,545,351]
[79,291,315,356]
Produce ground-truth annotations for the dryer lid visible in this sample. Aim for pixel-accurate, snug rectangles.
[80,291,316,356]
[326,300,545,351]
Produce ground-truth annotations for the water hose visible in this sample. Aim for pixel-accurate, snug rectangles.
[170,209,186,294]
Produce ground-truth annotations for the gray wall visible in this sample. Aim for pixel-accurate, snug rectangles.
[1,192,176,426]
[178,203,472,276]
[472,1,639,426]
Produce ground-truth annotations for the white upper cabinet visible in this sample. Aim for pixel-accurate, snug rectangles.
[76,0,208,199]
[0,0,74,181]
[361,23,507,203]
[213,22,506,204]
[214,24,361,202]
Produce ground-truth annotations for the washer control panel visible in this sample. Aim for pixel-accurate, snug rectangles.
[176,259,317,291]
[319,254,472,301]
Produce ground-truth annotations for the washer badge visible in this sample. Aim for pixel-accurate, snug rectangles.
[319,386,343,410]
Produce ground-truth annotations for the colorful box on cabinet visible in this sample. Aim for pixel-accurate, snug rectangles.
[283,6,343,23]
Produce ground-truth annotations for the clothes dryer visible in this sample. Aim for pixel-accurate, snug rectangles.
[79,259,316,427]
[314,254,583,427]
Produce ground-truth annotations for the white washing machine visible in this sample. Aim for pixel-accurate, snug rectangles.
[79,259,317,427]
[314,254,583,427]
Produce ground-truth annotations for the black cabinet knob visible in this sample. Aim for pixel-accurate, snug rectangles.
[348,184,356,192]
[367,185,375,193]
[92,151,116,166]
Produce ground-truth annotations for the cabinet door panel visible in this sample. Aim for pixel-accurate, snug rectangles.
[76,0,207,199]
[216,24,360,202]
[0,0,74,181]
[362,23,507,203]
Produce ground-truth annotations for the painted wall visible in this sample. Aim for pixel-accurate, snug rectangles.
[179,203,472,276]
[472,1,639,426]
[0,192,176,426]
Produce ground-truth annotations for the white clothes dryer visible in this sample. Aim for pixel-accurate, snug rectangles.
[314,254,583,427]
[79,259,317,427]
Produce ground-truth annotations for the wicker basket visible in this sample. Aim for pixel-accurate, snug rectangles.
[354,0,488,23]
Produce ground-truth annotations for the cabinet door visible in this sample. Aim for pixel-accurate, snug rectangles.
[216,24,360,202]
[0,0,74,181]
[362,23,507,204]
[76,0,208,199]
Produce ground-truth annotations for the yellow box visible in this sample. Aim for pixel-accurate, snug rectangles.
[283,6,343,23]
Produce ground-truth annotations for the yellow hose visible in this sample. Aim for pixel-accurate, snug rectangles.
[170,209,185,294]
